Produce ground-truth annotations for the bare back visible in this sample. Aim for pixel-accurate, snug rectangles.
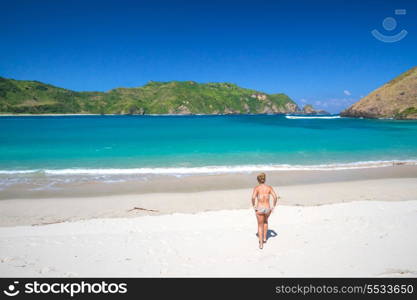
[253,184,276,209]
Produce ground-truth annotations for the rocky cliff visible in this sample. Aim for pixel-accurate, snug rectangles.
[300,104,329,115]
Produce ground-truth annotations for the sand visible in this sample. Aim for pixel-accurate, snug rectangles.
[0,177,416,227]
[0,170,416,277]
[0,200,416,277]
[2,164,417,200]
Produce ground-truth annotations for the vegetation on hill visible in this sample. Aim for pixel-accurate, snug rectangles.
[341,66,417,120]
[0,78,299,115]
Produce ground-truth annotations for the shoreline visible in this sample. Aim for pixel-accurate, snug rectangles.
[0,113,116,116]
[0,113,336,116]
[1,113,416,120]
[1,164,416,200]
[2,159,416,174]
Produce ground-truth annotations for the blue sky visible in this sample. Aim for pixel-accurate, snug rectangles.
[1,0,416,113]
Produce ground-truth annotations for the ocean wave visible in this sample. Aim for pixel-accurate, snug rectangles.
[285,115,341,119]
[0,170,40,174]
[0,160,416,176]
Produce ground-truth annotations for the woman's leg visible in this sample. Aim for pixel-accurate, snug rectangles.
[256,213,264,249]
[263,211,271,242]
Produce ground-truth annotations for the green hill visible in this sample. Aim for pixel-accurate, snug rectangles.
[0,77,299,115]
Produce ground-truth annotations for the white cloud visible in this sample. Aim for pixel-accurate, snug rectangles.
[300,98,307,103]
[343,90,351,96]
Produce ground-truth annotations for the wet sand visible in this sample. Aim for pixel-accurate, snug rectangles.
[1,164,416,200]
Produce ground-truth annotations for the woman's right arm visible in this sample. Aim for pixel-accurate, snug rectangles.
[270,187,279,211]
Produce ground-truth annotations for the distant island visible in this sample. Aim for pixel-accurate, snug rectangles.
[341,66,417,120]
[1,78,310,115]
[300,104,329,115]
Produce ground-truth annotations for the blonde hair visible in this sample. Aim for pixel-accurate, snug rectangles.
[257,172,266,184]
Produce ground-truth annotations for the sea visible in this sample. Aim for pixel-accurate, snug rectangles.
[1,114,417,190]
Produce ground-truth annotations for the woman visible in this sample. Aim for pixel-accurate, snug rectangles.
[251,173,279,249]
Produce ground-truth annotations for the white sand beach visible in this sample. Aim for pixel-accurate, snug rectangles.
[1,176,417,277]
[0,200,416,277]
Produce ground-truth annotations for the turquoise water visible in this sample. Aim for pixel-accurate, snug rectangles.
[1,115,417,185]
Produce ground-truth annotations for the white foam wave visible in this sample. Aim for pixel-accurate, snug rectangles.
[0,160,416,176]
[285,115,341,119]
[0,170,40,174]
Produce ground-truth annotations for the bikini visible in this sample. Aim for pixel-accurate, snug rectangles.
[255,207,271,214]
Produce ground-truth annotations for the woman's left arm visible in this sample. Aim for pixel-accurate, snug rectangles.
[251,187,258,210]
